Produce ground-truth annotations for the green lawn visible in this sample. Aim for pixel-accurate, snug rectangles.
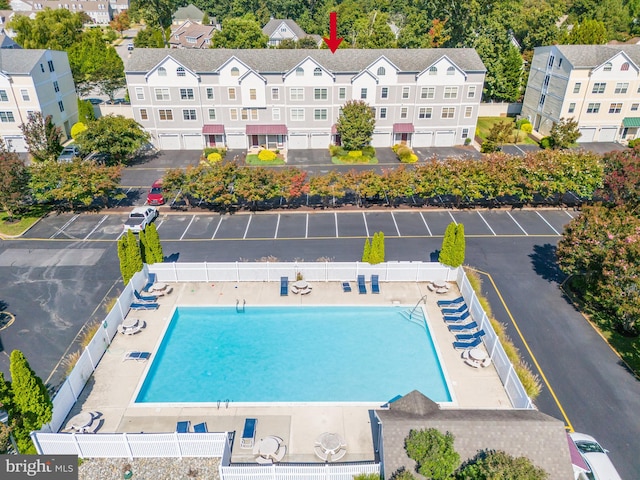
[245,154,285,166]
[476,117,538,145]
[0,212,42,237]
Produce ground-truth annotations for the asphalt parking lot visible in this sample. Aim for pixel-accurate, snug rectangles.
[22,209,575,242]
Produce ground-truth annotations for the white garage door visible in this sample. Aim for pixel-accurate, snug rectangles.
[434,131,455,147]
[598,127,617,142]
[4,136,27,152]
[371,132,390,147]
[288,133,308,149]
[413,132,433,147]
[182,134,203,150]
[577,128,596,143]
[226,133,246,149]
[310,133,330,149]
[159,134,180,150]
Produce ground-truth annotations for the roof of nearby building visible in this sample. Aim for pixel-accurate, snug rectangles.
[170,21,215,49]
[551,44,640,68]
[172,3,205,22]
[262,18,307,39]
[376,391,575,480]
[0,32,21,49]
[36,0,112,13]
[125,48,486,74]
[608,37,640,45]
[0,48,46,73]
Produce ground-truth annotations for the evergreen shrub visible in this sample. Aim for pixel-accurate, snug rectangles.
[258,149,277,161]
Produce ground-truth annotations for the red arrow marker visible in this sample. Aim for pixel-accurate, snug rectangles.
[323,12,343,53]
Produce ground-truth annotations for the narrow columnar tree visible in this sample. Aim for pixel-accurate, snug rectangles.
[362,237,371,262]
[452,224,466,267]
[369,231,385,264]
[138,227,149,264]
[439,222,456,266]
[126,230,143,280]
[117,232,129,283]
[144,223,164,264]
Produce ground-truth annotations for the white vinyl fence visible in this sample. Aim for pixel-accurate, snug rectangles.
[220,463,381,479]
[33,261,531,462]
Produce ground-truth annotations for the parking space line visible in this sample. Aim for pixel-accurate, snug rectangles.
[334,212,338,238]
[305,214,309,239]
[448,211,457,224]
[114,187,132,207]
[419,212,432,236]
[274,214,280,239]
[155,218,164,230]
[507,211,528,235]
[536,211,561,235]
[391,212,401,237]
[211,217,223,239]
[180,215,196,240]
[477,211,496,236]
[243,215,252,239]
[83,215,108,240]
[50,214,78,239]
[564,210,575,219]
[362,212,370,237]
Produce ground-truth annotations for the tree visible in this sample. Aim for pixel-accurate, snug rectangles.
[482,121,513,153]
[77,99,96,124]
[369,231,385,264]
[118,233,131,284]
[212,16,268,48]
[439,222,457,266]
[335,100,376,151]
[118,231,143,284]
[75,115,150,165]
[138,227,149,264]
[549,118,581,149]
[452,224,466,267]
[134,27,167,48]
[202,12,210,25]
[0,141,30,220]
[362,237,371,262]
[353,11,396,48]
[457,449,548,479]
[19,112,63,163]
[9,350,52,453]
[599,146,640,207]
[7,9,84,50]
[110,10,131,37]
[297,36,319,48]
[404,428,460,479]
[144,223,164,264]
[131,0,177,47]
[566,19,608,44]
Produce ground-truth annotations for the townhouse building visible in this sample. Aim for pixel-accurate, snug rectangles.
[124,48,485,151]
[522,44,640,143]
[0,49,78,151]
[262,19,321,47]
[11,0,113,24]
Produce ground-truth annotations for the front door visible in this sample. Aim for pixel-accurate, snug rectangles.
[251,135,259,147]
[401,133,408,143]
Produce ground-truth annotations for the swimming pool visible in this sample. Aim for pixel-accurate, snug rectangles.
[135,306,452,404]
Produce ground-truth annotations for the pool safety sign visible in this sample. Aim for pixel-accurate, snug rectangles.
[1,455,77,479]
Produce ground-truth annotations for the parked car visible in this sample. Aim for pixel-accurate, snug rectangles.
[127,43,134,51]
[86,98,103,105]
[57,145,81,162]
[146,180,165,205]
[569,432,622,480]
[123,207,158,233]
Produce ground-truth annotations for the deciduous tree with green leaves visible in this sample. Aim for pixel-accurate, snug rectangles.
[0,141,30,220]
[131,0,177,47]
[7,9,84,50]
[549,118,581,150]
[110,10,131,37]
[457,449,548,479]
[19,112,63,163]
[75,115,150,165]
[335,100,376,151]
[212,15,268,48]
[404,428,460,479]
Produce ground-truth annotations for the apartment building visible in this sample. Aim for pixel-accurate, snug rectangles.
[124,48,485,151]
[0,49,78,151]
[522,44,640,143]
[11,0,113,24]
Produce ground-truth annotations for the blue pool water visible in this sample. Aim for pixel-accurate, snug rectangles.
[135,306,451,403]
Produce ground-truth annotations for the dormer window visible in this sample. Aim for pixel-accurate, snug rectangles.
[186,36,196,43]
[447,66,455,75]
[231,67,239,76]
[604,62,612,71]
[177,67,185,77]
[314,67,322,76]
[158,67,167,76]
[296,67,304,76]
[377,66,385,76]
[429,66,437,75]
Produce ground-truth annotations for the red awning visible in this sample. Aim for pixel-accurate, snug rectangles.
[246,124,288,135]
[393,123,415,133]
[331,124,338,134]
[202,125,225,134]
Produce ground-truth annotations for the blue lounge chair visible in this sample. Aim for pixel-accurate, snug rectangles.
[443,311,471,323]
[437,296,464,307]
[131,302,159,310]
[447,321,478,332]
[142,273,157,292]
[176,421,190,433]
[441,304,467,315]
[240,418,257,449]
[342,281,352,292]
[371,274,380,294]
[357,275,366,294]
[194,422,208,433]
[134,290,157,302]
[455,329,486,341]
[280,277,288,296]
[123,351,151,361]
[453,337,482,350]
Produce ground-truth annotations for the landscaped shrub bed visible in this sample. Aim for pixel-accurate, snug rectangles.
[392,143,418,163]
[330,145,378,164]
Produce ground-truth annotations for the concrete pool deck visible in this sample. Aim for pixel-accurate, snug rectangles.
[70,281,512,463]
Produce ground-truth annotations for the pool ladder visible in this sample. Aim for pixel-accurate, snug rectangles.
[216,399,230,409]
[236,299,245,313]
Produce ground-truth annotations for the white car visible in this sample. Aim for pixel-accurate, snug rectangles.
[569,432,622,480]
[123,207,158,233]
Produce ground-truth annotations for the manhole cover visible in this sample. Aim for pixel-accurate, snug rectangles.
[0,312,15,331]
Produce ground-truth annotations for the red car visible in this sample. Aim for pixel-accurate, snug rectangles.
[146,180,165,205]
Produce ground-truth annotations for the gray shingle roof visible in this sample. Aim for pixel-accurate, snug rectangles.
[376,391,574,479]
[125,48,486,74]
[0,49,45,73]
[262,19,307,39]
[172,4,205,22]
[554,44,640,68]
